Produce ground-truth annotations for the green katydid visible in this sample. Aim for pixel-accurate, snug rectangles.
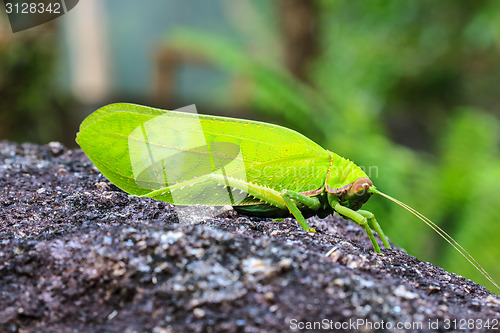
[76,103,498,290]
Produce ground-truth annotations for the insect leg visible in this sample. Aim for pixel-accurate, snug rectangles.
[329,199,381,253]
[141,174,319,232]
[282,194,316,232]
[140,173,287,208]
[281,189,321,210]
[357,210,391,249]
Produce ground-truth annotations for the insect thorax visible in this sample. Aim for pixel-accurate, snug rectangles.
[324,153,372,210]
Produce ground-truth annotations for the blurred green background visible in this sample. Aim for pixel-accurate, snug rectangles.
[1,0,500,291]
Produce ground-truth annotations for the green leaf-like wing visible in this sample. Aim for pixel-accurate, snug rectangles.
[76,103,331,205]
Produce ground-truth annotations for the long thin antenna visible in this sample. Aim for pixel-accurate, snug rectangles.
[370,188,499,291]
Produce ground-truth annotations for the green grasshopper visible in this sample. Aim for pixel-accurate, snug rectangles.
[76,103,498,290]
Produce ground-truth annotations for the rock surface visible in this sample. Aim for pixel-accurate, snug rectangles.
[0,141,499,332]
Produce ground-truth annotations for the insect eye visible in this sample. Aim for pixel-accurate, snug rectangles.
[348,177,373,196]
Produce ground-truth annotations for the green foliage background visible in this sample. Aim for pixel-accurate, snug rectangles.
[165,1,500,291]
[0,32,65,143]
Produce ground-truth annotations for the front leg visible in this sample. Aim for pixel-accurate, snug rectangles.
[357,210,391,249]
[328,196,382,253]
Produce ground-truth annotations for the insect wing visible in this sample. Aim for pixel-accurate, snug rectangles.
[76,103,331,205]
[127,110,249,206]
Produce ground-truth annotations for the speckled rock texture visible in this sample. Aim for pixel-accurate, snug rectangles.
[0,141,499,332]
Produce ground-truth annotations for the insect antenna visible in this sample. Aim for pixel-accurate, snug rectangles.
[370,188,499,291]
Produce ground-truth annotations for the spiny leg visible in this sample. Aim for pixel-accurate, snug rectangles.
[281,189,321,232]
[357,210,391,249]
[330,199,381,253]
[141,174,321,232]
[141,173,286,208]
[282,190,321,210]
